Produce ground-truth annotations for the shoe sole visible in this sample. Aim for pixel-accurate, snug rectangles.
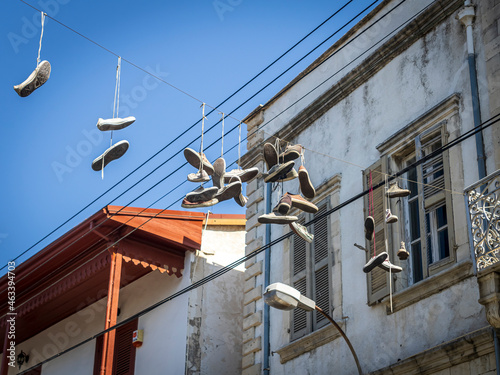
[234,193,248,207]
[264,143,278,170]
[397,250,409,260]
[379,260,403,273]
[363,252,388,273]
[213,158,226,189]
[186,187,218,202]
[258,214,298,225]
[364,216,375,241]
[386,216,398,224]
[276,201,291,215]
[386,191,411,198]
[224,168,259,184]
[279,148,301,164]
[298,167,315,199]
[214,181,242,202]
[291,197,318,213]
[264,161,295,183]
[14,60,51,97]
[289,222,313,243]
[184,148,215,175]
[182,198,218,208]
[92,140,129,171]
[97,116,136,131]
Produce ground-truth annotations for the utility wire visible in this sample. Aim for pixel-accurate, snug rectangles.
[9,0,411,283]
[17,113,500,375]
[11,0,370,270]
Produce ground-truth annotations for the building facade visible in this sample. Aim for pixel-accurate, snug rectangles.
[240,0,500,374]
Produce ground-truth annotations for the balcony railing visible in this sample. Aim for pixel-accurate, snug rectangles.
[465,169,500,272]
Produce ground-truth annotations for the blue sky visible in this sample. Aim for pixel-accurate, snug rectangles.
[0,0,380,271]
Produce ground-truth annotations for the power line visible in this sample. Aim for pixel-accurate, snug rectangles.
[17,112,500,375]
[10,0,370,269]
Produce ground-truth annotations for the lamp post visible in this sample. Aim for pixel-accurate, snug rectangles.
[264,282,363,375]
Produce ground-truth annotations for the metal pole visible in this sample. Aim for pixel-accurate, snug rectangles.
[315,306,363,375]
[263,183,272,374]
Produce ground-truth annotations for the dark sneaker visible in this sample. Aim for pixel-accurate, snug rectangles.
[386,181,411,198]
[224,167,259,183]
[274,194,293,215]
[397,242,409,260]
[290,221,314,243]
[385,209,398,224]
[364,216,375,241]
[287,193,318,213]
[379,259,403,273]
[212,158,226,189]
[14,60,51,97]
[181,197,218,209]
[281,168,298,182]
[298,166,315,199]
[363,252,388,273]
[91,140,129,171]
[258,212,298,225]
[184,148,215,175]
[264,143,279,171]
[214,180,242,202]
[279,144,302,163]
[263,161,295,183]
[187,170,210,183]
[186,186,218,202]
[97,116,136,131]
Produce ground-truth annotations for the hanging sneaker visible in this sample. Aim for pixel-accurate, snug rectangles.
[298,166,315,199]
[385,209,398,224]
[281,168,298,182]
[397,241,409,260]
[258,212,298,225]
[385,181,411,198]
[264,143,279,171]
[97,116,136,131]
[290,221,314,243]
[274,194,293,215]
[13,60,51,97]
[184,148,215,175]
[363,252,388,273]
[91,140,129,171]
[263,161,295,183]
[185,186,218,203]
[182,197,218,209]
[279,144,302,163]
[227,176,248,207]
[378,259,403,273]
[213,180,242,203]
[224,167,259,183]
[285,193,318,213]
[212,158,226,189]
[364,216,375,241]
[187,170,210,183]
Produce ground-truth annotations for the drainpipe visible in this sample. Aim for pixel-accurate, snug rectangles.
[495,330,500,375]
[263,183,272,374]
[458,1,487,179]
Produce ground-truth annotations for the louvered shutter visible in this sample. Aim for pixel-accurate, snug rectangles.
[312,203,331,329]
[291,217,309,339]
[364,156,391,305]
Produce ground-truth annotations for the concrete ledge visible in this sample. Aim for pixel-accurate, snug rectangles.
[370,327,495,375]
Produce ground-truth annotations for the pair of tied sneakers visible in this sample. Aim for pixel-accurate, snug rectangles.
[91,117,136,172]
[14,60,51,97]
[184,147,215,183]
[262,143,298,183]
[274,193,318,215]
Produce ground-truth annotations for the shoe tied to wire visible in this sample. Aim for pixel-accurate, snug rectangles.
[298,166,315,199]
[364,216,375,241]
[385,209,398,224]
[97,116,136,131]
[379,259,403,273]
[386,181,411,198]
[184,148,215,175]
[279,144,302,164]
[227,176,248,207]
[14,60,51,97]
[212,158,227,190]
[214,180,242,203]
[258,212,298,225]
[397,241,409,260]
[91,140,129,171]
[185,186,218,203]
[263,161,295,183]
[181,197,218,209]
[290,221,314,243]
[363,252,388,273]
[187,170,210,183]
[274,194,293,215]
[285,192,318,213]
[224,167,259,183]
[264,143,279,171]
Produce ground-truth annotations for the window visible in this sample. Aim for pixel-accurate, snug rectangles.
[93,319,138,375]
[290,201,332,340]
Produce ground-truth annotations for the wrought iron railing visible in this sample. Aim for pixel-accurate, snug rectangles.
[465,169,500,272]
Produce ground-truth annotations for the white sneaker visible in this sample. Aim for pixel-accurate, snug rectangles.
[97,116,136,131]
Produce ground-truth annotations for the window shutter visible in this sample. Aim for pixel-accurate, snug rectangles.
[291,217,309,339]
[312,203,331,329]
[364,156,391,305]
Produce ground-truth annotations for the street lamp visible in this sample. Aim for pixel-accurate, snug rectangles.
[264,282,363,375]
